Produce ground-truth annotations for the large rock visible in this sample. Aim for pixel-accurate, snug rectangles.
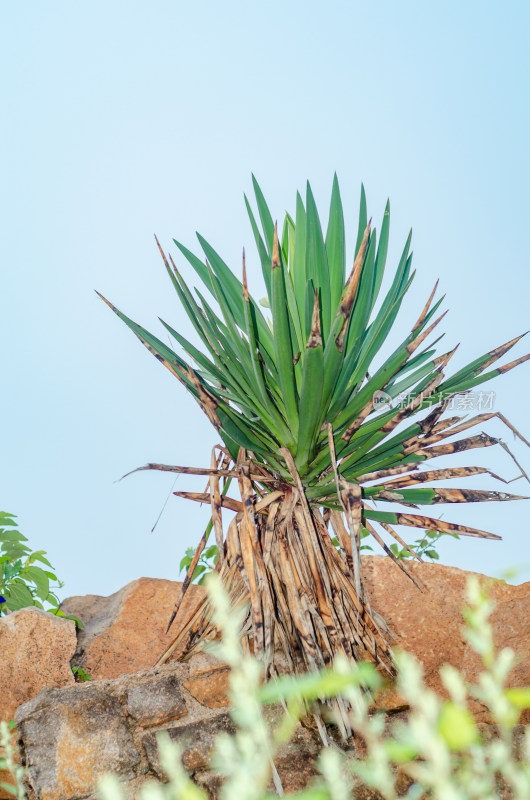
[15,653,323,800]
[17,686,141,800]
[0,608,77,799]
[362,557,530,716]
[0,607,77,723]
[60,578,205,680]
[15,558,520,800]
[460,579,530,724]
[14,656,251,800]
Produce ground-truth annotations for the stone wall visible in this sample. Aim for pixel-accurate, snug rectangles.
[14,652,323,800]
[2,557,529,799]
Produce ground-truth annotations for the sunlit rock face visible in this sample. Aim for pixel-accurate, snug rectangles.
[5,559,529,799]
[0,606,76,722]
[59,576,205,680]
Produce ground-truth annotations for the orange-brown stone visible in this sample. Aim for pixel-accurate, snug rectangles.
[182,651,231,708]
[0,608,77,798]
[16,686,141,800]
[184,669,230,709]
[362,556,530,715]
[60,578,205,679]
[0,607,77,724]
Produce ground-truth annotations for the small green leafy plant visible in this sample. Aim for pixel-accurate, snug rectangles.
[332,524,374,553]
[389,528,460,561]
[179,544,219,585]
[71,666,92,683]
[0,512,79,625]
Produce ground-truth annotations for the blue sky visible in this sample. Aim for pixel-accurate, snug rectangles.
[2,1,529,600]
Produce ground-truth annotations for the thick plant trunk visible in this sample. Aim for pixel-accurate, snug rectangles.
[154,454,395,682]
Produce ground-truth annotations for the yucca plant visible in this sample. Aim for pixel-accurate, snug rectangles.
[98,176,529,683]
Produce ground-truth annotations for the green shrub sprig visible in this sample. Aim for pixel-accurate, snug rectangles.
[0,512,80,626]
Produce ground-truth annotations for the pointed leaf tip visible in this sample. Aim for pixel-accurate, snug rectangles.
[272,223,280,268]
[154,235,171,270]
[242,249,249,299]
[95,291,116,312]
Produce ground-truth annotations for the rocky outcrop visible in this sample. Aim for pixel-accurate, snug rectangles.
[0,608,77,799]
[60,578,204,680]
[58,559,530,715]
[17,686,141,800]
[0,607,77,724]
[14,653,323,800]
[7,559,530,799]
[362,557,530,723]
